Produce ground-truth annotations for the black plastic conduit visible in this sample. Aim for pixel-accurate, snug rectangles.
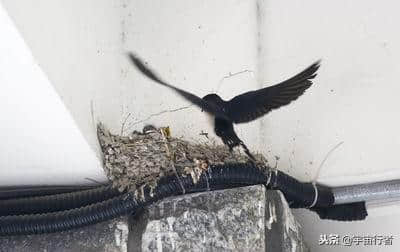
[0,185,120,216]
[0,185,102,200]
[268,169,367,221]
[0,163,367,236]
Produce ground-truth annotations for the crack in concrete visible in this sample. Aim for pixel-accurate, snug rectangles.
[221,69,254,81]
[125,105,191,131]
[215,69,254,93]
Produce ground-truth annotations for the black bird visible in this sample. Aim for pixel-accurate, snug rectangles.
[128,53,320,160]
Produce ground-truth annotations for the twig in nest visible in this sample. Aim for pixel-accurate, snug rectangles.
[160,127,186,194]
[120,112,132,136]
[199,130,209,139]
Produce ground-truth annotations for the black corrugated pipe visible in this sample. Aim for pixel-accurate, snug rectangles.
[0,163,367,236]
[0,185,103,200]
[0,163,265,236]
[267,170,367,221]
[0,162,264,217]
[0,185,121,216]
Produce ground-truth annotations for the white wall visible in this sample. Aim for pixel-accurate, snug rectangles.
[258,1,400,251]
[121,0,260,148]
[1,0,126,154]
[258,0,400,186]
[2,0,400,250]
[124,0,400,185]
[0,4,106,185]
[0,0,132,185]
[0,0,261,184]
[0,0,261,183]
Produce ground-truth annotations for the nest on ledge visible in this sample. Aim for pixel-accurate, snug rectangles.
[97,123,267,193]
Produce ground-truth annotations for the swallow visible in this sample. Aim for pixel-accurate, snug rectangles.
[128,53,320,160]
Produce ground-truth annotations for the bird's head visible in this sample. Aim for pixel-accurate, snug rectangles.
[202,93,223,104]
[201,93,224,112]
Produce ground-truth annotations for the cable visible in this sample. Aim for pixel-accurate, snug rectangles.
[0,163,266,236]
[0,162,367,236]
[0,185,121,216]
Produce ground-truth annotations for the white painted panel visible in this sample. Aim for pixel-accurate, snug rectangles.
[1,0,125,153]
[257,1,400,251]
[122,0,260,149]
[1,0,260,184]
[258,0,400,185]
[0,4,106,185]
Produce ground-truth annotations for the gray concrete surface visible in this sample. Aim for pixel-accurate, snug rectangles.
[129,185,308,252]
[0,186,307,252]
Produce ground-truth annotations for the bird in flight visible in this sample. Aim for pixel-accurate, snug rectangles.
[128,53,320,161]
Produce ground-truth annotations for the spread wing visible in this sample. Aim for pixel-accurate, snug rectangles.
[128,53,226,118]
[226,60,321,124]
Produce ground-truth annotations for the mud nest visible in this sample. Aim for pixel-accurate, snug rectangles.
[97,123,267,193]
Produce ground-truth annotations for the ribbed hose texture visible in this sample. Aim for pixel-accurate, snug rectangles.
[0,185,121,216]
[0,194,139,236]
[268,170,367,221]
[0,163,367,236]
[0,163,267,236]
[0,185,101,200]
[269,170,334,208]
